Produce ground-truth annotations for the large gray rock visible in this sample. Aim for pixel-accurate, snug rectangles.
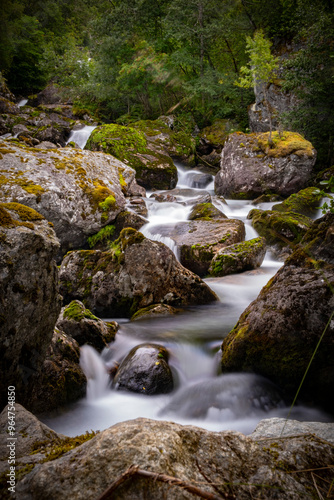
[0,139,144,259]
[215,131,316,199]
[16,417,334,499]
[220,213,334,413]
[59,228,218,318]
[0,203,61,410]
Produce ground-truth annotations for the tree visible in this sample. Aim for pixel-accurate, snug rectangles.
[236,29,279,143]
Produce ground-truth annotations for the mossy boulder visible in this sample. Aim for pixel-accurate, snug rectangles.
[0,203,61,411]
[209,237,266,277]
[215,131,316,199]
[56,300,119,351]
[132,118,196,164]
[152,218,245,276]
[59,228,218,318]
[271,187,323,217]
[86,123,177,190]
[248,208,313,259]
[0,138,143,259]
[188,201,226,221]
[131,303,181,321]
[220,213,334,414]
[113,343,174,395]
[197,119,238,168]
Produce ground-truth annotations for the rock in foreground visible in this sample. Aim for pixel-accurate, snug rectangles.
[16,416,334,499]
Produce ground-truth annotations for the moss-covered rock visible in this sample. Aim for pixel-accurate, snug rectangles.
[220,213,334,414]
[131,303,181,321]
[248,208,313,259]
[56,301,118,351]
[0,138,143,259]
[86,123,177,190]
[215,131,316,199]
[271,187,323,217]
[59,229,217,318]
[188,201,226,221]
[209,237,266,277]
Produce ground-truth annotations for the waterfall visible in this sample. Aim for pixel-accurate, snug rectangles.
[79,345,110,400]
[66,125,96,149]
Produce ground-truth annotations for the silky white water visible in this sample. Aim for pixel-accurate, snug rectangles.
[66,125,96,149]
[41,161,330,436]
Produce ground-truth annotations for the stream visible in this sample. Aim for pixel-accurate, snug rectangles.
[41,130,330,437]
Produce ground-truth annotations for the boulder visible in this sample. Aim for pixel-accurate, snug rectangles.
[153,218,245,276]
[188,201,226,221]
[197,119,238,168]
[215,131,316,199]
[86,123,177,190]
[220,213,334,414]
[132,118,196,165]
[30,329,87,413]
[0,203,61,410]
[16,417,334,500]
[248,208,313,259]
[250,417,334,444]
[0,139,144,259]
[113,343,174,395]
[271,186,323,217]
[59,228,218,318]
[208,237,266,277]
[131,304,181,321]
[56,300,119,351]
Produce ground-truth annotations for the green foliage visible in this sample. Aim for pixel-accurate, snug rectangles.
[319,176,334,214]
[236,30,279,90]
[87,225,115,249]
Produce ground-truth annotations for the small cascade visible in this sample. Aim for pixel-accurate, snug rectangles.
[79,345,110,400]
[17,98,28,107]
[66,125,96,149]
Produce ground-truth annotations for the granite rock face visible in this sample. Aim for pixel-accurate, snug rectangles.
[215,131,316,199]
[0,203,61,409]
[220,213,334,413]
[59,228,218,317]
[16,417,334,500]
[0,139,144,259]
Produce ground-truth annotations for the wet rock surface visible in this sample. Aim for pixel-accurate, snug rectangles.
[113,343,174,395]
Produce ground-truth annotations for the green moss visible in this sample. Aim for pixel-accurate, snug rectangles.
[38,431,99,462]
[257,131,314,158]
[188,202,224,221]
[63,300,99,322]
[87,225,115,248]
[272,187,323,216]
[1,202,44,221]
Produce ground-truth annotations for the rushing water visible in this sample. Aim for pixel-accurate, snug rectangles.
[41,158,330,436]
[66,125,96,149]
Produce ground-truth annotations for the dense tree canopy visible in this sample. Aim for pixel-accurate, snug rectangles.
[0,0,333,166]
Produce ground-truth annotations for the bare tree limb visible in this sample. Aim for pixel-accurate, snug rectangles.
[96,464,236,500]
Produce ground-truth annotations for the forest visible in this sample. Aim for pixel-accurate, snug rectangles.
[1,0,333,168]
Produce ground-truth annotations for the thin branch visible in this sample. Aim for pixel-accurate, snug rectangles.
[311,472,324,500]
[96,464,235,500]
